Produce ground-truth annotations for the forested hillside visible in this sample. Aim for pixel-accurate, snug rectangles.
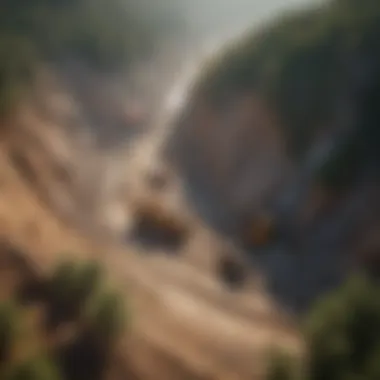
[186,0,380,169]
[165,1,380,378]
[166,0,380,314]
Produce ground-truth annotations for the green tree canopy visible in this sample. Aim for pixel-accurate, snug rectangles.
[192,0,380,168]
[266,275,380,380]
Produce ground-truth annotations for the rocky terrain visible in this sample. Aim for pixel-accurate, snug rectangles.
[1,0,380,379]
[165,0,380,312]
[0,106,301,380]
[0,34,302,380]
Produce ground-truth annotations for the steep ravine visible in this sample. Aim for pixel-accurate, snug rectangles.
[0,53,302,380]
[4,1,380,378]
[165,0,380,313]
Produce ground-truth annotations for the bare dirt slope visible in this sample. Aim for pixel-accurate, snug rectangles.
[0,61,302,379]
[0,125,302,380]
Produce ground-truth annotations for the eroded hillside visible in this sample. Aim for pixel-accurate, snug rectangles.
[2,0,380,379]
[0,93,302,380]
[0,34,302,380]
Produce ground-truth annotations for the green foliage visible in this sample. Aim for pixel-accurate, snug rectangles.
[5,355,62,380]
[46,258,128,349]
[305,275,380,380]
[46,259,105,327]
[193,0,380,181]
[266,275,380,380]
[75,261,103,301]
[266,349,300,380]
[49,260,80,299]
[0,257,128,380]
[0,302,21,363]
[88,290,126,344]
[49,259,102,302]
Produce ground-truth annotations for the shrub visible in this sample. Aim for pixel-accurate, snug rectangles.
[0,257,129,380]
[56,285,127,380]
[49,259,102,303]
[16,276,47,305]
[0,302,21,363]
[49,260,79,298]
[365,343,380,379]
[5,355,62,380]
[266,349,299,380]
[74,261,103,303]
[305,275,380,380]
[266,275,380,380]
[46,260,102,328]
[87,290,126,345]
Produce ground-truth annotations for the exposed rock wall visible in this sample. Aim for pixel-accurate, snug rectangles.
[165,0,380,311]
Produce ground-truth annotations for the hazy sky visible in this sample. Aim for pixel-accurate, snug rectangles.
[133,0,324,117]
[177,0,322,40]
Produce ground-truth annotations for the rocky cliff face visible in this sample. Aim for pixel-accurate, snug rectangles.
[165,0,380,311]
